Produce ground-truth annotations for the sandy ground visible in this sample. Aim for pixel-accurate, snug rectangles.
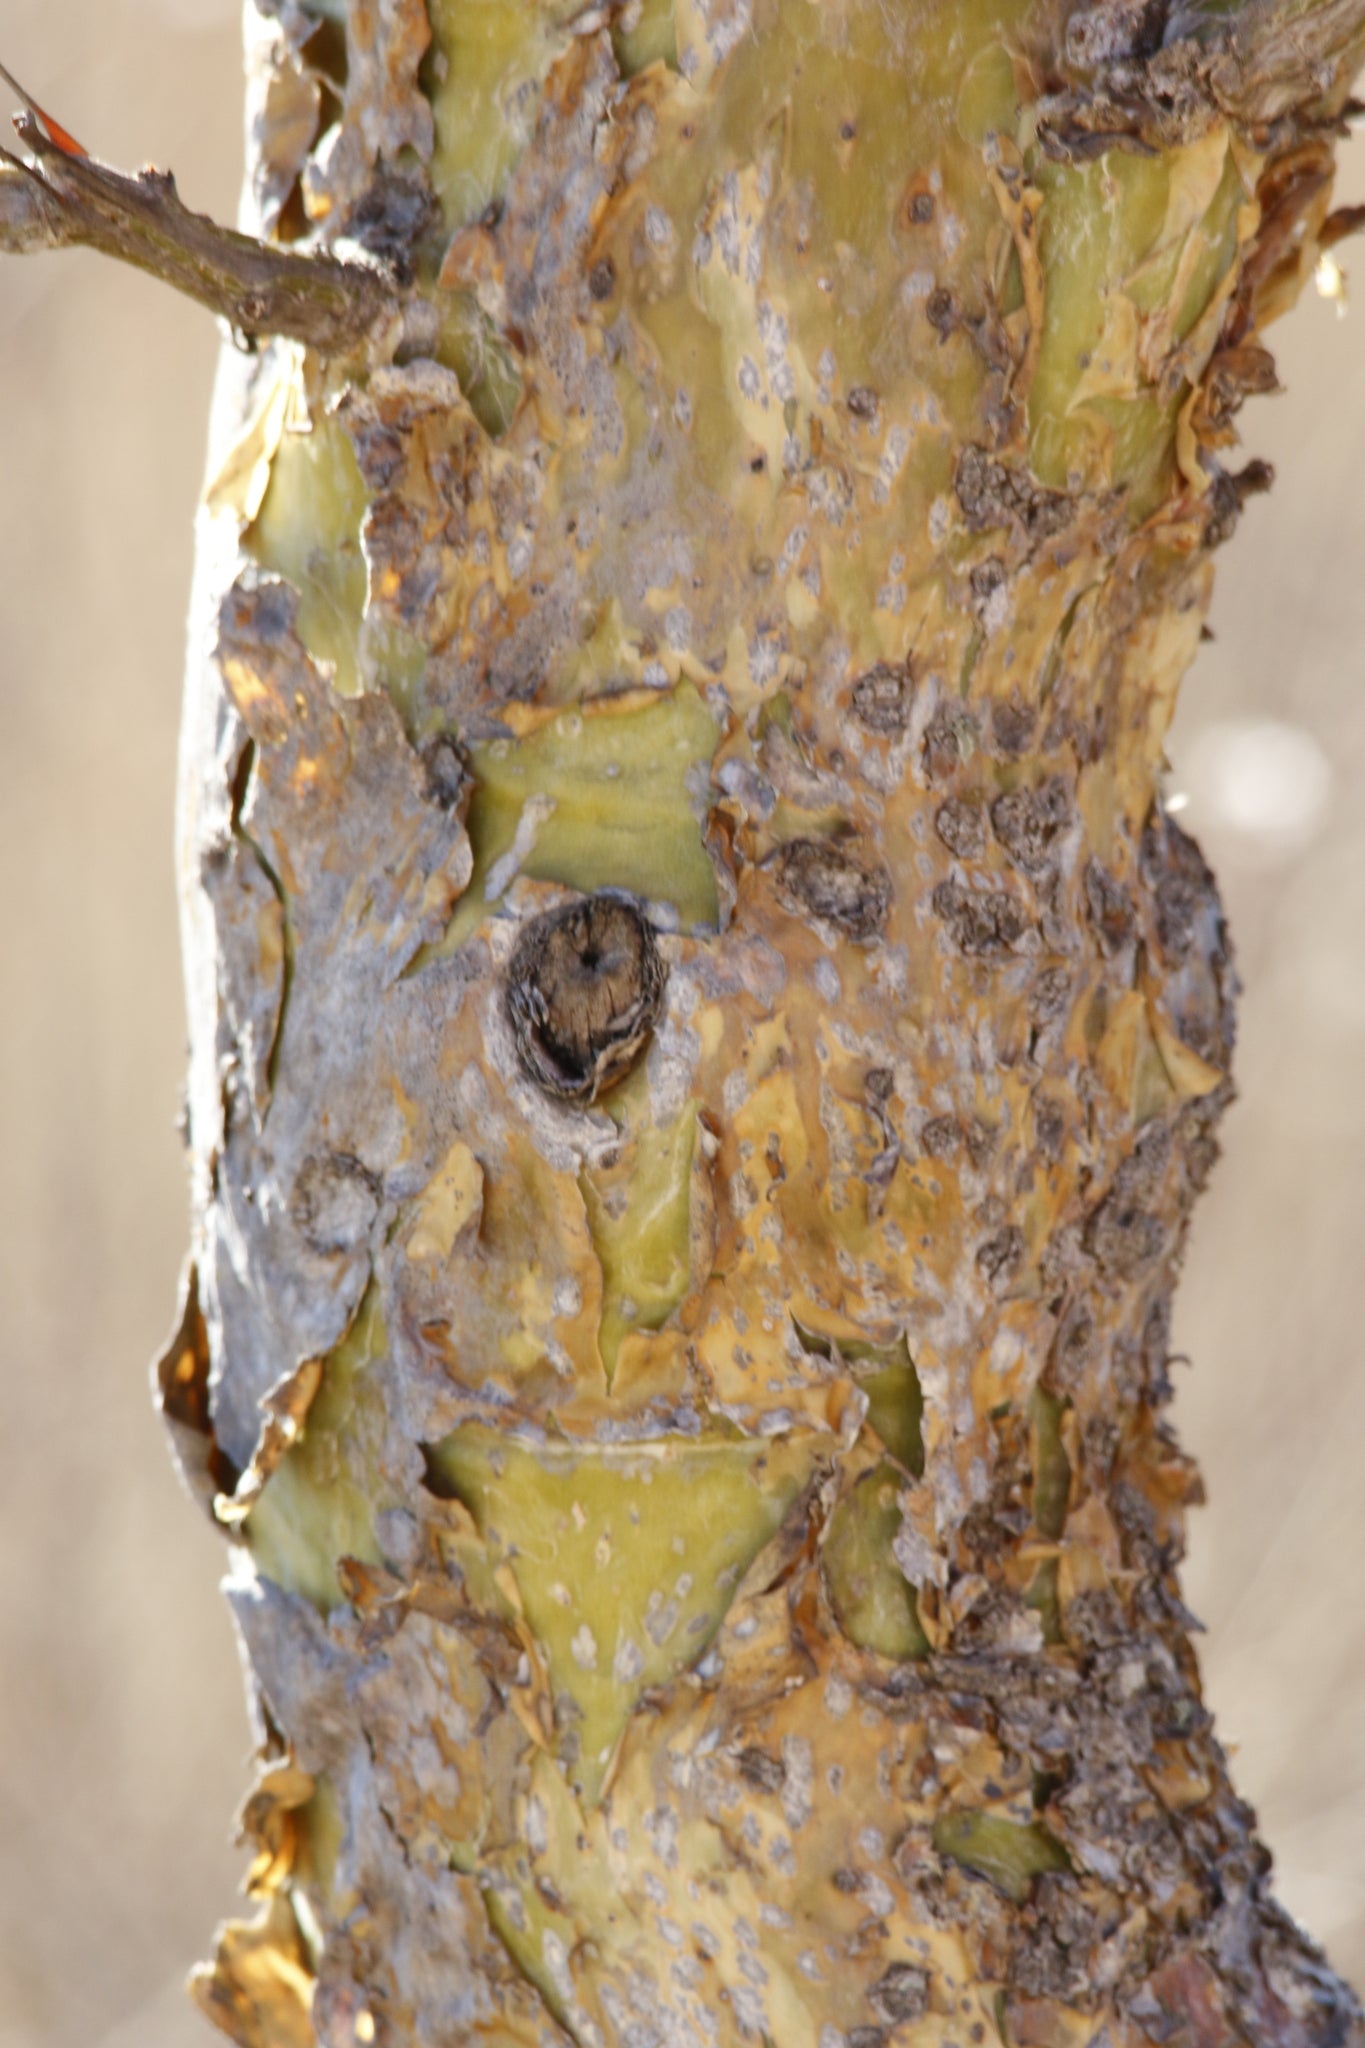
[0,7,1361,2044]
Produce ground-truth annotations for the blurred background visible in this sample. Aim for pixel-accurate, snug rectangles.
[0,5,1361,2043]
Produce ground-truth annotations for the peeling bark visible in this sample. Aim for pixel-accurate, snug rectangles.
[6,1,1364,2044]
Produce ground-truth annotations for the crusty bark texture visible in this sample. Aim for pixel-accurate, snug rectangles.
[141,2,1365,2044]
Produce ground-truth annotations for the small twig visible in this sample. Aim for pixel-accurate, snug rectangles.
[0,60,400,353]
[1321,201,1365,249]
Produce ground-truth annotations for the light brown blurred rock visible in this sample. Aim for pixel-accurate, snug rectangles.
[1168,127,1365,1991]
[0,8,1360,2044]
[0,5,248,2046]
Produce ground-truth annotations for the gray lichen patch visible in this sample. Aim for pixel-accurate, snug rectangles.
[202,571,475,1469]
[775,837,892,943]
[850,660,915,735]
[990,776,1074,875]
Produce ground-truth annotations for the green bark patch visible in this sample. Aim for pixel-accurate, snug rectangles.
[481,1752,628,2033]
[435,289,523,436]
[246,410,368,699]
[423,1426,814,1802]
[1030,129,1249,515]
[1026,1556,1063,1645]
[858,1349,926,1478]
[424,0,579,230]
[1029,1386,1072,1539]
[581,1099,698,1385]
[793,1320,925,1475]
[432,684,720,951]
[823,1464,929,1661]
[247,1293,390,1613]
[612,0,679,76]
[933,1811,1071,1903]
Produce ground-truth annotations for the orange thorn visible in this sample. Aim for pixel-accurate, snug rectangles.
[0,58,89,158]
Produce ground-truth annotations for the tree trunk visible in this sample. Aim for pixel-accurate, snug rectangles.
[12,0,1363,2042]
